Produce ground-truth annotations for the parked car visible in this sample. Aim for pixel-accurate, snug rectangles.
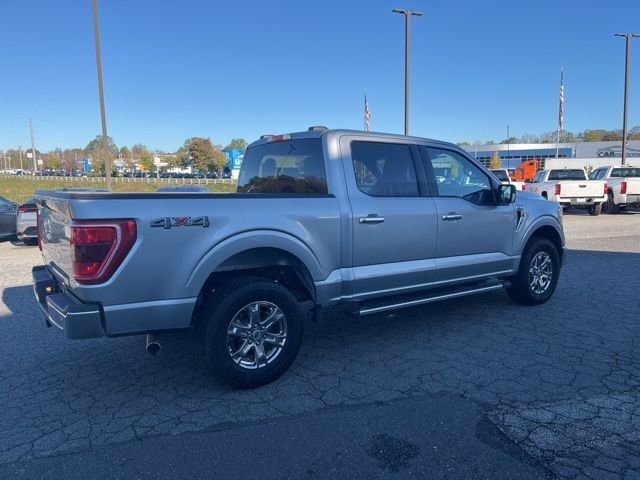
[32,127,565,388]
[156,185,210,192]
[16,198,38,246]
[528,168,607,215]
[491,169,526,191]
[0,195,17,240]
[589,165,640,214]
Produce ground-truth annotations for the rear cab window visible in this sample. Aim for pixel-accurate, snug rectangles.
[548,169,586,181]
[237,138,328,193]
[492,170,509,182]
[611,167,640,178]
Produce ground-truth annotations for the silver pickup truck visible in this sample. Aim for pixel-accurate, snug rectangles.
[32,127,566,387]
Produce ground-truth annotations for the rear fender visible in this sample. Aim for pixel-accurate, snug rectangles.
[185,230,324,294]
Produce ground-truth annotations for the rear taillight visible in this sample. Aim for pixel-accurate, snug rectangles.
[18,205,37,213]
[521,184,526,191]
[555,184,562,195]
[70,220,136,285]
[621,181,627,194]
[604,182,608,195]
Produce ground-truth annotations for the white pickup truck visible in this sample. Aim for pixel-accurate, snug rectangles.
[491,169,526,192]
[528,168,607,215]
[589,165,640,214]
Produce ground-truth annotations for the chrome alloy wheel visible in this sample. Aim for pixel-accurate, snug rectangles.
[528,251,553,295]
[226,301,288,370]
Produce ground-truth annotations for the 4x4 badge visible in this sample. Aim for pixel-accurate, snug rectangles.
[150,216,210,229]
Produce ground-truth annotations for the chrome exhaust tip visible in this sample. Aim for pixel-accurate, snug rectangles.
[145,334,161,356]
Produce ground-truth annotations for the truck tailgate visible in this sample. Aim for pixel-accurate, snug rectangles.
[559,181,604,197]
[36,195,74,285]
[625,179,640,195]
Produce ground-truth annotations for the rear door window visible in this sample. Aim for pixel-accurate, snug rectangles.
[351,141,419,197]
[237,138,328,193]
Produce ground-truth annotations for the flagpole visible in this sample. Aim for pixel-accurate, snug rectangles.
[555,67,563,158]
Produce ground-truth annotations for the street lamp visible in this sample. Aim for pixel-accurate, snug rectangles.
[614,33,639,166]
[392,8,422,136]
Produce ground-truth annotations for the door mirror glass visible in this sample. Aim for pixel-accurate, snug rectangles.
[498,184,516,204]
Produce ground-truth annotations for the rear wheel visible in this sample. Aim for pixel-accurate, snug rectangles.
[507,238,560,306]
[603,192,619,214]
[588,203,602,216]
[197,278,304,388]
[22,238,38,246]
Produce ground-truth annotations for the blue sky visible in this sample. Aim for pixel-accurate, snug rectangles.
[1,0,639,151]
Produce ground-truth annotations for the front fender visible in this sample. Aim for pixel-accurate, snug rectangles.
[516,214,565,253]
[185,230,325,294]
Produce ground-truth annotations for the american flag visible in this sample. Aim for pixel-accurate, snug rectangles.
[364,91,371,132]
[558,69,564,134]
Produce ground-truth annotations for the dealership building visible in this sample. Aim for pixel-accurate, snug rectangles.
[464,140,640,170]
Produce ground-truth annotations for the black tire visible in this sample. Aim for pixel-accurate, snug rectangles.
[588,203,602,216]
[603,192,619,214]
[197,278,304,388]
[22,238,38,246]
[507,238,560,306]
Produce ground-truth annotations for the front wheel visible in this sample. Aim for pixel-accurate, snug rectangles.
[197,278,304,388]
[507,238,560,305]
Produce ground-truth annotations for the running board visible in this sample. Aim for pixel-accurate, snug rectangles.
[357,279,510,316]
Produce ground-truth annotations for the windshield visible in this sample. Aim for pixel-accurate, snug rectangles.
[237,138,327,193]
[491,170,509,181]
[611,167,640,178]
[548,169,586,181]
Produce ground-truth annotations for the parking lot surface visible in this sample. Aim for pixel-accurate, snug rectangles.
[0,211,639,479]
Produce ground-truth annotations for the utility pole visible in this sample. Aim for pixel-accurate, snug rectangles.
[392,8,422,136]
[615,33,639,166]
[92,0,112,189]
[29,118,38,173]
[18,146,23,170]
[506,125,510,169]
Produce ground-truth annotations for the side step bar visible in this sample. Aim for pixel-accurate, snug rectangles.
[358,279,510,316]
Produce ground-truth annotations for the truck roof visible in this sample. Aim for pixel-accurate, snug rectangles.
[248,127,458,150]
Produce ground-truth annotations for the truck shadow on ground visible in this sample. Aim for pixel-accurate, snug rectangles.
[0,248,638,465]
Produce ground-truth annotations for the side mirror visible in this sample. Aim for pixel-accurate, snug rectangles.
[498,184,516,204]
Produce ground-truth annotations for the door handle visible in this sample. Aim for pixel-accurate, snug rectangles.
[359,215,385,224]
[442,214,463,221]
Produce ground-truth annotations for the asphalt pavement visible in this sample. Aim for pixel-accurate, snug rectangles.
[0,211,638,479]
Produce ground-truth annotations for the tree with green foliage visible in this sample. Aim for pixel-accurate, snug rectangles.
[84,135,118,174]
[181,137,227,172]
[224,138,248,150]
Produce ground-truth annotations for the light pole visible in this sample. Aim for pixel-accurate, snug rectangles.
[29,117,38,173]
[92,0,112,189]
[614,33,639,166]
[392,8,422,136]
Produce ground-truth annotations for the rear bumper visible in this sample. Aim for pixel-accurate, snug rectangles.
[32,266,104,339]
[557,195,606,206]
[32,265,197,338]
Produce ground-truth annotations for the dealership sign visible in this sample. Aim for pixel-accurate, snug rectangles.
[597,145,640,158]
